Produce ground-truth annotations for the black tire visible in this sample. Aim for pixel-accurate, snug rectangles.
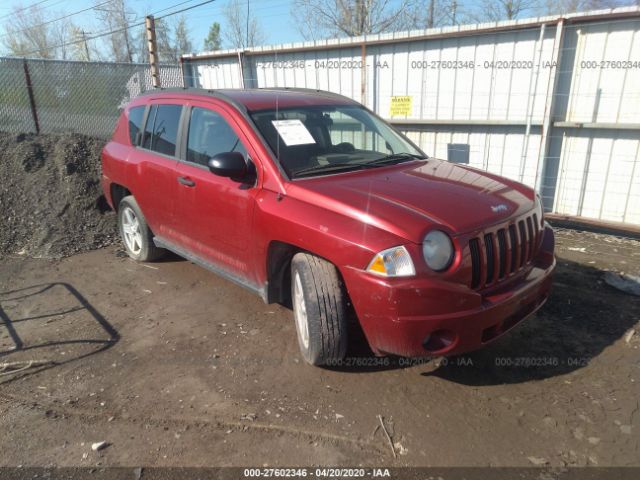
[291,253,348,365]
[117,196,165,262]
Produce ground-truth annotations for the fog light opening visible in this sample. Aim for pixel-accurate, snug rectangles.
[422,329,457,354]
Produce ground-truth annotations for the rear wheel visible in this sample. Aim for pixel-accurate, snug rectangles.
[291,253,348,365]
[118,196,164,262]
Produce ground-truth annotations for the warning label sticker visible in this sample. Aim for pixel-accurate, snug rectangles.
[389,96,413,117]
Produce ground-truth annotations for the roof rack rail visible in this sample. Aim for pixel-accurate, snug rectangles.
[138,87,249,113]
[262,86,355,102]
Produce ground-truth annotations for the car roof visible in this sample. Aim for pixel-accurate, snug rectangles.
[139,87,359,111]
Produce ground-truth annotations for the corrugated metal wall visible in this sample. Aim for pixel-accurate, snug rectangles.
[549,17,640,225]
[182,7,640,226]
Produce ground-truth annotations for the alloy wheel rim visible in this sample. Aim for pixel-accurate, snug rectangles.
[121,206,142,256]
[293,272,309,349]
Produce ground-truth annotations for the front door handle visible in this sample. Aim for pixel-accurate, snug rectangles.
[177,176,196,187]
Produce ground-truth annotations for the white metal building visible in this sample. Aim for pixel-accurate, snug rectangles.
[182,7,640,227]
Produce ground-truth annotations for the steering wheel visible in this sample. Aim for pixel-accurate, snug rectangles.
[333,142,355,153]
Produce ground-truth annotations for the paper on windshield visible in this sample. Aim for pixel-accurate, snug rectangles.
[271,119,316,146]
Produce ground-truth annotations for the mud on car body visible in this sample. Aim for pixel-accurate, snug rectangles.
[102,87,555,366]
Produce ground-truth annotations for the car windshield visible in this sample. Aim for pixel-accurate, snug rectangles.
[249,105,425,179]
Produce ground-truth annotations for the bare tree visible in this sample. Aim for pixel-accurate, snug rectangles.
[3,6,51,58]
[135,21,148,64]
[542,0,627,14]
[223,0,265,49]
[291,0,416,39]
[407,0,462,29]
[68,26,102,61]
[1,5,75,59]
[173,15,193,58]
[470,0,540,21]
[155,17,178,62]
[50,18,74,60]
[95,0,135,62]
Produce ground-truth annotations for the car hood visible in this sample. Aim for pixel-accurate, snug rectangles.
[287,159,536,243]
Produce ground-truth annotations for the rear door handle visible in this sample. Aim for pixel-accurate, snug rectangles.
[177,176,196,187]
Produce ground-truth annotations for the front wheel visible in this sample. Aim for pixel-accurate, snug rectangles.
[291,253,348,365]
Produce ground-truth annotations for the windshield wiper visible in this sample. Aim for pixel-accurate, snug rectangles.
[292,162,370,178]
[360,152,424,167]
[292,153,424,179]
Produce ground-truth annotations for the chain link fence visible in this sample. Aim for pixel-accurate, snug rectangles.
[0,57,184,138]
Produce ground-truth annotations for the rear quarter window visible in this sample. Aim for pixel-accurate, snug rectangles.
[142,104,183,157]
[128,106,145,145]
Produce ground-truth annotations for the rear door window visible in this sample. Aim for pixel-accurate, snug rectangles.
[142,104,183,157]
[186,107,247,167]
[128,106,145,146]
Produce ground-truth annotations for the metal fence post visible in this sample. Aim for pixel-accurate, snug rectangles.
[22,59,40,134]
[518,23,546,184]
[535,19,565,199]
[179,56,187,87]
[237,51,245,89]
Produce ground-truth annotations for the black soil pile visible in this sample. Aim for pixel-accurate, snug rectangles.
[0,132,117,258]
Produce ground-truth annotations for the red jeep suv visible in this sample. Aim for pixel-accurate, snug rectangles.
[102,88,555,365]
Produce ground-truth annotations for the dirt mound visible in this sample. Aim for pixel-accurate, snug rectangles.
[0,132,117,258]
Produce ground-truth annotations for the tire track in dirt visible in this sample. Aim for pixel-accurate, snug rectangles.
[0,391,387,457]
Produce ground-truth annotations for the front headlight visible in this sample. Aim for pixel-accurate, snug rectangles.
[422,230,454,271]
[366,246,415,277]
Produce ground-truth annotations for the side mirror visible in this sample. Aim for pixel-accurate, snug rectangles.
[208,152,247,179]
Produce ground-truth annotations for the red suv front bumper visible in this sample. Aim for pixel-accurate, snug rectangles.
[342,225,555,357]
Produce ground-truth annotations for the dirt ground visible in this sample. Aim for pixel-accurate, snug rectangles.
[0,225,639,468]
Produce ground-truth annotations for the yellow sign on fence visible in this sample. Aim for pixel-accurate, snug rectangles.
[389,96,413,117]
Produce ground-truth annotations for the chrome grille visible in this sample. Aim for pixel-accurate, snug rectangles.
[484,233,495,284]
[496,229,507,279]
[469,214,540,290]
[469,238,481,289]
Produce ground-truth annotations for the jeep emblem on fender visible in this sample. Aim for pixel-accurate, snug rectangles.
[491,204,508,213]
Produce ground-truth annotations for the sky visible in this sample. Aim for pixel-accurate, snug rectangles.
[3,0,616,57]
[0,0,309,55]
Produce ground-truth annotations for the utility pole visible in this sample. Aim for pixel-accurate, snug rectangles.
[145,15,161,88]
[81,30,91,61]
